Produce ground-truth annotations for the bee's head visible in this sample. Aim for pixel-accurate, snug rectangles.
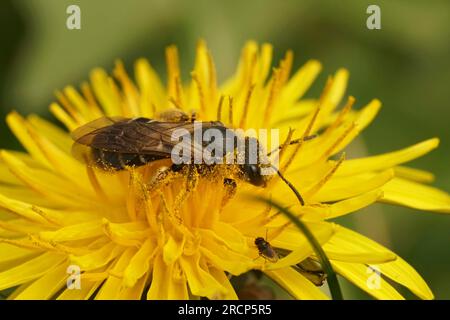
[237,136,271,187]
[240,163,267,187]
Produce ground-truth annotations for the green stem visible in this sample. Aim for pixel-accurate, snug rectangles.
[256,196,343,300]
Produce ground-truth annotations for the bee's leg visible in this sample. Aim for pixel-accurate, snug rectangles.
[173,165,199,214]
[147,165,183,192]
[190,110,197,122]
[221,178,237,207]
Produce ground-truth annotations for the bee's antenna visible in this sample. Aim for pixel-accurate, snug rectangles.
[288,134,318,144]
[275,168,305,206]
[267,134,318,157]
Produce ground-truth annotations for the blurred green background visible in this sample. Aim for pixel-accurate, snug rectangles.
[0,0,448,299]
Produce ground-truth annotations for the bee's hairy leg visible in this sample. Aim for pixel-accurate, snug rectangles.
[147,165,183,192]
[173,165,199,219]
[190,110,197,122]
[221,178,237,207]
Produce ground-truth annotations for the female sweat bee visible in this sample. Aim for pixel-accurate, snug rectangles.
[71,109,313,205]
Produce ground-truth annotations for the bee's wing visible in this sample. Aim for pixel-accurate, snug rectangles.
[138,121,196,155]
[72,117,227,158]
[71,117,131,165]
[71,117,174,157]
[139,121,228,156]
[70,116,128,145]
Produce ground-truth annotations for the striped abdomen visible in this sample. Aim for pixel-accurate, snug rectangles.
[91,148,167,170]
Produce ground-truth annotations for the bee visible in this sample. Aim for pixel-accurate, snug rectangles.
[254,235,326,286]
[71,110,313,204]
[71,115,222,171]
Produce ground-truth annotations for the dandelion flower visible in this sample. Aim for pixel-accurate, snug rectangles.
[0,41,449,300]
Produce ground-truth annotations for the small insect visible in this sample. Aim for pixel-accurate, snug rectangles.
[255,235,326,286]
[71,110,314,204]
[254,236,279,263]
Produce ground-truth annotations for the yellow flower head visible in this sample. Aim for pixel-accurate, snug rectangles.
[0,41,449,300]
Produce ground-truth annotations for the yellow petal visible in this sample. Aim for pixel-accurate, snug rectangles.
[95,248,137,300]
[63,86,97,121]
[328,226,433,299]
[312,170,394,202]
[378,256,434,300]
[6,112,51,168]
[381,177,450,213]
[256,43,273,85]
[114,61,140,117]
[323,225,396,264]
[200,232,254,274]
[324,190,384,219]
[13,262,68,300]
[90,68,122,116]
[200,246,253,275]
[282,60,322,104]
[0,163,22,185]
[0,243,40,271]
[0,150,94,207]
[328,69,349,107]
[0,252,66,290]
[0,185,54,207]
[331,261,404,300]
[163,235,184,265]
[117,271,149,300]
[123,239,156,288]
[0,192,51,225]
[23,124,91,188]
[291,99,381,168]
[335,138,439,177]
[146,254,170,299]
[210,221,248,252]
[57,281,103,300]
[327,99,381,156]
[39,220,104,242]
[270,221,334,251]
[271,99,317,127]
[220,41,258,95]
[102,219,149,246]
[70,242,124,271]
[180,253,227,298]
[265,267,329,300]
[393,166,435,184]
[208,267,238,300]
[167,261,189,300]
[134,58,165,116]
[0,218,53,235]
[49,102,78,131]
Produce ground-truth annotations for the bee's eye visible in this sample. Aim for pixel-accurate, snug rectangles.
[243,164,266,187]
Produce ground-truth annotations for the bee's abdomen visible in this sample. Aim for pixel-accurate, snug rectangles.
[92,149,163,170]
